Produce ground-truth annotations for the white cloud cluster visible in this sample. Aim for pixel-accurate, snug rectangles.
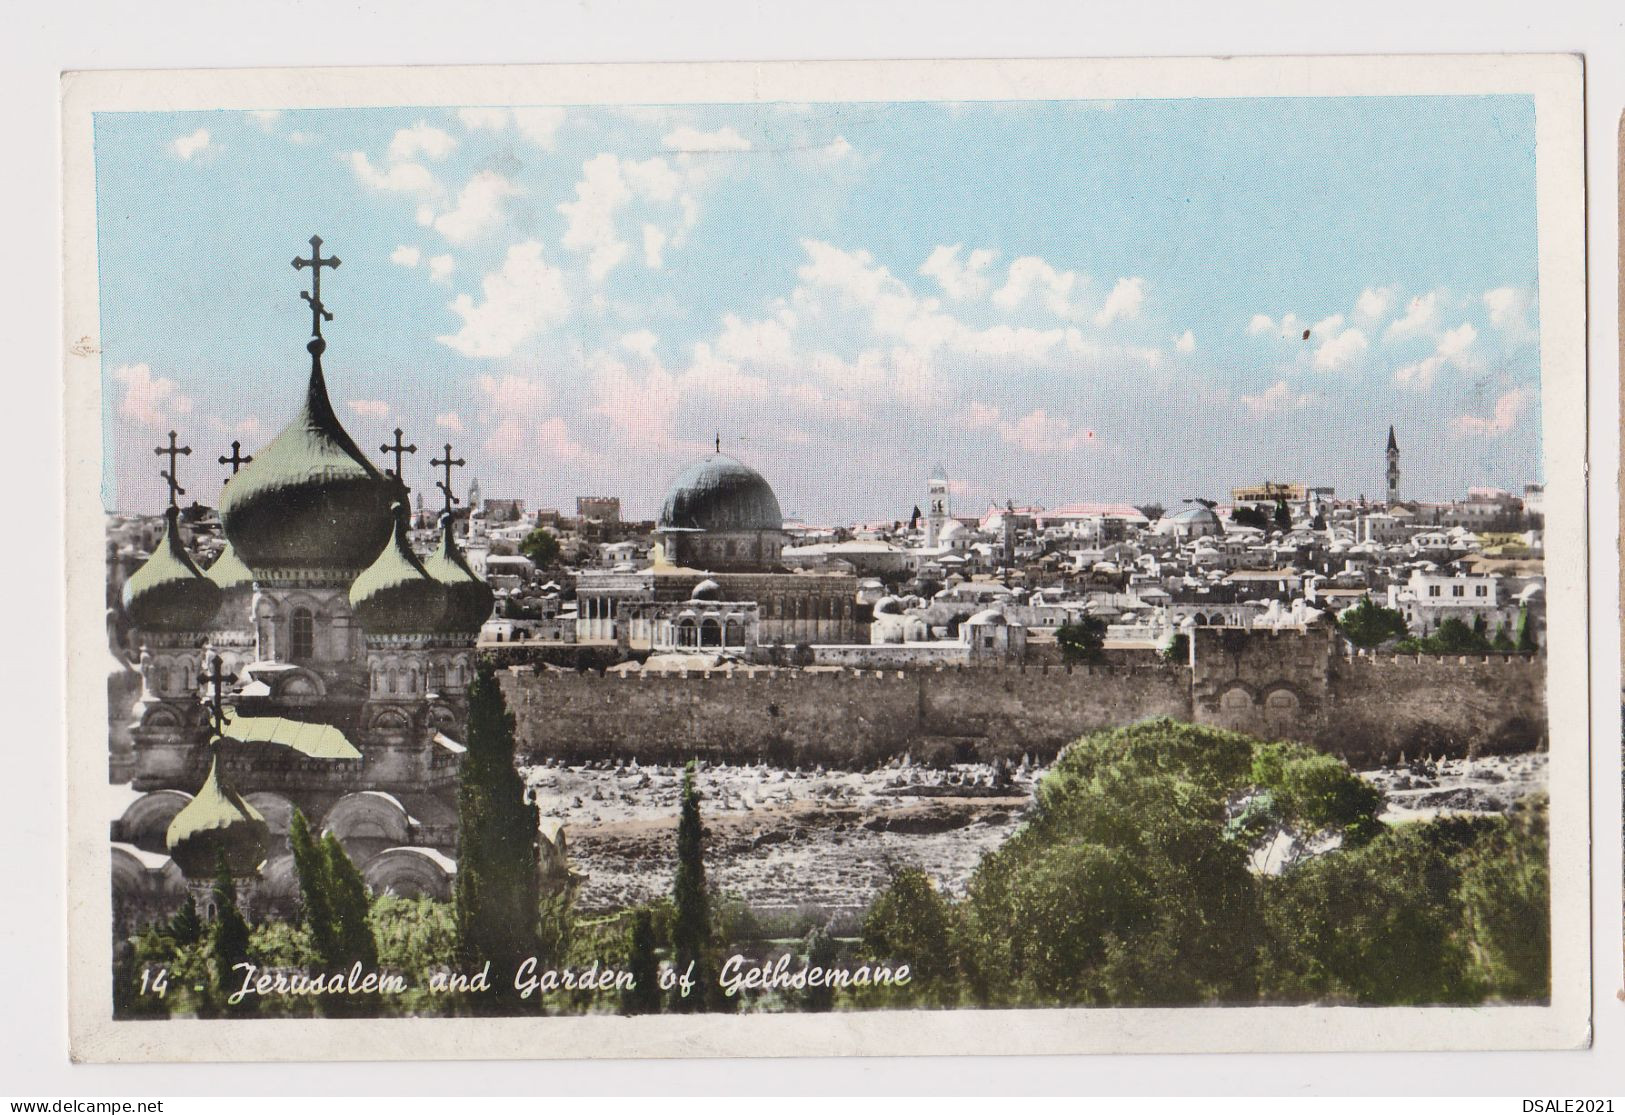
[170,128,211,161]
[1385,292,1439,339]
[113,363,193,426]
[1395,322,1478,388]
[558,151,706,281]
[420,171,521,244]
[437,241,570,358]
[457,107,567,148]
[921,245,997,301]
[1454,387,1534,437]
[993,256,1082,317]
[662,125,752,153]
[1240,380,1313,415]
[347,399,391,420]
[963,403,1098,453]
[1094,277,1145,327]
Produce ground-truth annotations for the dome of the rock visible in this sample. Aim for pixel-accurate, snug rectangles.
[658,453,783,533]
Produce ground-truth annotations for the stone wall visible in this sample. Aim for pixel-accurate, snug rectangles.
[499,628,1548,768]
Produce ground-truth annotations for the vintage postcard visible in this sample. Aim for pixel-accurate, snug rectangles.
[62,55,1589,1061]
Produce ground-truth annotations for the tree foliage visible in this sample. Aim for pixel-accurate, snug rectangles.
[210,853,252,1000]
[519,528,561,570]
[670,761,726,1012]
[454,662,541,999]
[1055,616,1108,664]
[621,908,663,1015]
[860,719,1549,1009]
[1336,597,1410,649]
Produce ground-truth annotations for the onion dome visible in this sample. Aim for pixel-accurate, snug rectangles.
[166,752,270,877]
[658,453,783,533]
[349,505,448,635]
[205,541,254,591]
[420,512,495,634]
[122,506,223,632]
[218,345,401,577]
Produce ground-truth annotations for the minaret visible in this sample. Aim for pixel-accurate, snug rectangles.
[1385,425,1401,507]
[926,464,950,548]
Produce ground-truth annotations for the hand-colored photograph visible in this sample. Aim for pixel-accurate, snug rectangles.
[62,57,1589,1059]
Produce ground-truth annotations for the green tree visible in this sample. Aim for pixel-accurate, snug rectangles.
[862,866,960,1006]
[621,908,663,1015]
[519,528,561,570]
[1135,502,1165,522]
[801,924,840,1012]
[1055,616,1108,664]
[1457,796,1549,1000]
[454,662,541,1004]
[210,853,252,997]
[1517,606,1540,653]
[670,761,724,1012]
[288,807,337,962]
[1336,597,1410,649]
[1273,499,1292,532]
[1231,505,1271,531]
[321,831,378,969]
[167,894,202,945]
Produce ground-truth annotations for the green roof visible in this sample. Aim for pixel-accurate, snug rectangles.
[165,752,269,876]
[217,351,401,573]
[121,507,222,631]
[220,707,361,759]
[348,508,448,634]
[204,540,254,590]
[421,514,495,633]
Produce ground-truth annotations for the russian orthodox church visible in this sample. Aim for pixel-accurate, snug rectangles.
[110,238,493,935]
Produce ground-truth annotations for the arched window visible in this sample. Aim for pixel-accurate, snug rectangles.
[387,668,399,695]
[429,662,446,692]
[701,618,722,647]
[290,608,316,662]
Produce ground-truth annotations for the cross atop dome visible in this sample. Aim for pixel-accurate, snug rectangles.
[155,430,191,508]
[292,235,341,350]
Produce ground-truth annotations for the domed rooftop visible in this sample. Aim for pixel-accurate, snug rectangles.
[204,540,254,591]
[349,506,448,636]
[658,453,783,534]
[420,513,495,634]
[690,578,723,601]
[218,348,402,577]
[166,752,270,878]
[122,507,223,632]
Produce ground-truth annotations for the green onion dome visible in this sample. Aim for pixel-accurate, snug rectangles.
[204,540,254,591]
[348,505,449,635]
[420,513,495,634]
[122,506,223,632]
[217,346,402,577]
[166,752,270,878]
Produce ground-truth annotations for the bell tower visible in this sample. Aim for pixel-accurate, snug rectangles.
[1385,425,1401,507]
[926,464,950,548]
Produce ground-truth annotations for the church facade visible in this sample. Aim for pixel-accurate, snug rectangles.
[110,239,493,935]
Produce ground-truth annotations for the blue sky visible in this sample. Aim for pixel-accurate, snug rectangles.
[94,95,1542,521]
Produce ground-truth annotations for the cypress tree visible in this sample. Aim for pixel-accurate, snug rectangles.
[622,908,662,1015]
[1517,606,1539,653]
[168,894,202,945]
[454,662,540,1000]
[321,831,378,969]
[288,807,337,963]
[670,761,721,1012]
[209,852,251,993]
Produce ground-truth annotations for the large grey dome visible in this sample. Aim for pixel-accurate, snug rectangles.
[659,453,783,532]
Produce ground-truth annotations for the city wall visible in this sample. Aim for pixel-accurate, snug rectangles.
[499,630,1548,768]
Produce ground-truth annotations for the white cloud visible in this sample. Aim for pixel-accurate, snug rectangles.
[1484,286,1533,337]
[1313,326,1368,371]
[427,171,521,243]
[348,152,438,195]
[477,373,551,415]
[113,363,194,426]
[1247,314,1277,336]
[434,412,465,433]
[1454,387,1535,437]
[997,408,1097,453]
[1240,380,1313,415]
[716,314,796,366]
[245,110,281,131]
[390,245,422,268]
[558,154,636,281]
[620,330,660,362]
[662,125,752,152]
[428,255,456,283]
[347,399,391,420]
[993,256,1079,316]
[1385,291,1439,339]
[456,107,566,148]
[643,224,668,268]
[1395,321,1478,388]
[437,241,570,358]
[170,128,211,160]
[1174,329,1196,354]
[388,122,457,163]
[819,135,855,163]
[1094,277,1146,326]
[921,245,997,301]
[1355,285,1396,322]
